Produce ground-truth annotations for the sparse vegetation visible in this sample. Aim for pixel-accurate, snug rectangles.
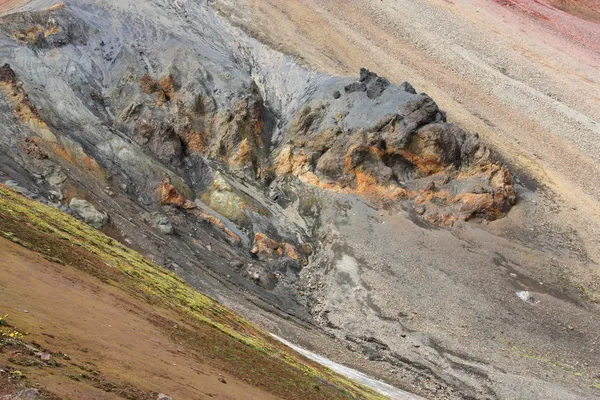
[0,315,25,341]
[498,336,596,385]
[0,185,388,400]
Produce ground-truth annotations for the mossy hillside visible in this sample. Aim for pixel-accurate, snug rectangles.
[0,185,389,400]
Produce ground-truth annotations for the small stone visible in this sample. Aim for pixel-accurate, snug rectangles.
[399,81,417,94]
[153,214,174,235]
[414,206,426,215]
[157,394,172,400]
[218,377,227,384]
[45,167,67,187]
[40,353,51,361]
[516,291,536,303]
[333,90,341,99]
[48,190,64,201]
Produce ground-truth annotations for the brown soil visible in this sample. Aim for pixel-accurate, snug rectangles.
[0,197,374,400]
[0,236,285,399]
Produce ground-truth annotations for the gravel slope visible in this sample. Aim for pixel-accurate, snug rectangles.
[217,0,600,289]
[214,1,600,398]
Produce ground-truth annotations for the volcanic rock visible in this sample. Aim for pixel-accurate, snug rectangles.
[68,198,108,229]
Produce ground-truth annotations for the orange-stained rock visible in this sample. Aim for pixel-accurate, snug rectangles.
[251,232,281,256]
[0,64,107,184]
[274,146,312,177]
[157,177,242,243]
[141,73,176,106]
[423,212,457,227]
[301,243,314,256]
[231,138,253,167]
[250,233,310,265]
[158,177,195,209]
[195,211,241,244]
[269,71,517,226]
[284,243,309,266]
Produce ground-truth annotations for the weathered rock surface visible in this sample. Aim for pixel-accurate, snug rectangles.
[68,198,108,229]
[274,69,515,225]
[151,213,174,235]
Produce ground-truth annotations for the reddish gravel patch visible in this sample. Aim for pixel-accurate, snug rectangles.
[492,0,552,21]
[491,0,600,52]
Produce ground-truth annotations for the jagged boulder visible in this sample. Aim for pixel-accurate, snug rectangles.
[273,69,515,224]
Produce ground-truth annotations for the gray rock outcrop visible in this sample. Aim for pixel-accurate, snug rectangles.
[69,198,108,229]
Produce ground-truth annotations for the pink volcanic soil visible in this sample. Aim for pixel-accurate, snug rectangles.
[490,0,600,53]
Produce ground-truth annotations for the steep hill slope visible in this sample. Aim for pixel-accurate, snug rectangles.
[1,0,599,399]
[0,184,391,400]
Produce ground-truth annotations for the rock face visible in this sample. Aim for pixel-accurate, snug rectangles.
[0,4,512,241]
[274,69,515,225]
